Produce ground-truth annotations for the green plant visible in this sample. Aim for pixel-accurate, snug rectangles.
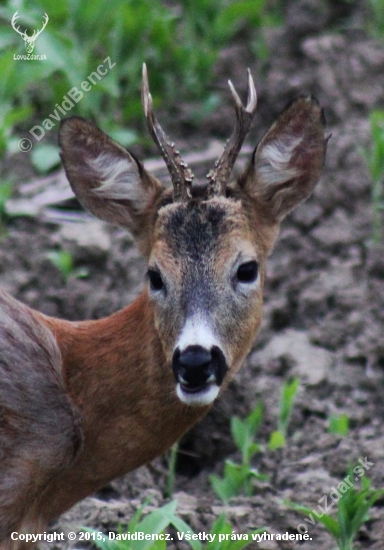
[84,499,202,550]
[328,413,349,436]
[47,249,74,281]
[210,401,267,502]
[204,514,266,550]
[0,0,282,155]
[47,249,88,281]
[0,179,13,234]
[174,0,276,94]
[367,0,384,40]
[165,441,179,498]
[85,502,266,550]
[210,379,300,501]
[269,377,299,450]
[0,104,32,156]
[286,473,384,550]
[362,109,384,244]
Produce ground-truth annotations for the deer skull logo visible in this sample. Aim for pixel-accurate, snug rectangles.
[11,11,49,54]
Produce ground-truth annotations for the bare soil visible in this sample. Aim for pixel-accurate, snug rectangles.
[1,2,384,549]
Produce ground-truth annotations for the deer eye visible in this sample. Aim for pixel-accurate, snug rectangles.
[147,269,164,291]
[236,261,258,283]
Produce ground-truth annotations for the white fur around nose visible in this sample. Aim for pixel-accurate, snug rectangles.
[176,383,220,407]
[176,316,220,353]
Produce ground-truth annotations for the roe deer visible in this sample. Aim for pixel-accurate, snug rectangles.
[0,65,327,548]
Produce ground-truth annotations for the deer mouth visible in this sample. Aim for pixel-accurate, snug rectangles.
[172,345,228,407]
[179,378,215,394]
[176,380,220,407]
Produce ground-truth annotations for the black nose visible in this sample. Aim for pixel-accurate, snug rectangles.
[172,345,228,394]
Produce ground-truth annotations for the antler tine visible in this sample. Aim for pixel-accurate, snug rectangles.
[207,69,257,197]
[35,13,49,37]
[141,63,193,202]
[11,11,25,37]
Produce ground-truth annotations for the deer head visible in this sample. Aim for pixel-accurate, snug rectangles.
[11,11,48,54]
[59,65,327,407]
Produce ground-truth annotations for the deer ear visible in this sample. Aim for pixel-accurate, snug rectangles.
[59,117,163,231]
[239,96,327,220]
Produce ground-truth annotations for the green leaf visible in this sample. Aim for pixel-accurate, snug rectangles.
[315,513,341,539]
[127,497,153,533]
[268,430,286,450]
[210,461,244,502]
[47,250,73,280]
[328,413,349,436]
[284,500,340,539]
[231,416,248,453]
[214,0,266,41]
[286,472,384,548]
[279,378,299,434]
[169,514,203,550]
[1,105,33,130]
[0,180,13,214]
[247,442,262,456]
[89,499,202,550]
[246,401,263,434]
[206,514,232,550]
[210,474,236,503]
[135,501,178,550]
[230,402,263,463]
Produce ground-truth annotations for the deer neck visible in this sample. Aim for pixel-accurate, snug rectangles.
[34,291,209,521]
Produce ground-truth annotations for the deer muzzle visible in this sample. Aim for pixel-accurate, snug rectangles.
[172,345,228,407]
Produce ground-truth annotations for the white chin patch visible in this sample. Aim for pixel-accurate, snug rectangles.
[176,383,220,407]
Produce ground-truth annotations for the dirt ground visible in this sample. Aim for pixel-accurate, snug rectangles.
[1,1,384,549]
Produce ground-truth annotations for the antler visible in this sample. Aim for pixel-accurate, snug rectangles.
[207,70,257,197]
[11,11,48,40]
[32,12,49,39]
[11,11,26,38]
[141,64,193,203]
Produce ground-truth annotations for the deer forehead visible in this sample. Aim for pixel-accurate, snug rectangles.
[151,197,258,268]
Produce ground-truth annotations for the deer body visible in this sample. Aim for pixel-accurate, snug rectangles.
[0,67,326,548]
